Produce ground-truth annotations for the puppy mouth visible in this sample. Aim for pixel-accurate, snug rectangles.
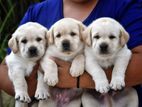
[62,47,71,52]
[62,48,73,54]
[99,50,109,54]
[99,53,112,57]
[61,47,74,55]
[98,50,114,58]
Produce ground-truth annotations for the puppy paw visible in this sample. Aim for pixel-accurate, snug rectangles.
[110,77,125,90]
[35,89,50,100]
[70,67,84,77]
[95,80,110,94]
[15,91,31,103]
[70,54,84,77]
[44,75,58,86]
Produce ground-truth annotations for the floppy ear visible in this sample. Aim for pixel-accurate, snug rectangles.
[40,27,49,45]
[47,27,54,45]
[119,26,129,47]
[77,22,86,41]
[44,30,49,47]
[82,26,92,46]
[8,36,18,53]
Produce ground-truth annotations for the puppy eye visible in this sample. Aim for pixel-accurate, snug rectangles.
[36,37,42,42]
[70,32,76,36]
[109,35,116,39]
[21,39,27,44]
[56,33,61,38]
[93,35,100,39]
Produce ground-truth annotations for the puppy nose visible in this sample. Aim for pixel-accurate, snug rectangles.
[28,46,37,57]
[62,40,70,51]
[100,43,108,53]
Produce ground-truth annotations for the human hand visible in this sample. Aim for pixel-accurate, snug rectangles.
[51,57,77,88]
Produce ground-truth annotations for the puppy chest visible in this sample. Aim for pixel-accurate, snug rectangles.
[98,59,114,69]
[24,63,36,76]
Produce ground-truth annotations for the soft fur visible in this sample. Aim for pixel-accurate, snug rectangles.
[6,22,49,107]
[39,18,86,107]
[82,17,138,107]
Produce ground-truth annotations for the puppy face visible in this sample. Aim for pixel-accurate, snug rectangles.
[48,18,85,54]
[83,18,129,57]
[9,22,48,60]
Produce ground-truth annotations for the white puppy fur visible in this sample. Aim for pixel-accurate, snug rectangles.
[82,17,138,107]
[39,18,85,107]
[82,88,138,107]
[6,22,49,107]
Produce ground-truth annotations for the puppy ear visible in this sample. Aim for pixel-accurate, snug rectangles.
[119,26,129,47]
[8,36,18,53]
[48,27,54,45]
[78,22,86,41]
[82,27,92,46]
[40,27,49,45]
[44,30,49,47]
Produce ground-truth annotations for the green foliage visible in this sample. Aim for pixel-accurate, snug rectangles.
[0,0,41,62]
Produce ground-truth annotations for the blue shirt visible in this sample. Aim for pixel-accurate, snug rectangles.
[19,0,142,106]
[20,0,142,49]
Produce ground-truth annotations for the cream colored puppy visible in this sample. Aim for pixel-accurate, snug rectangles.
[40,18,85,107]
[6,22,49,107]
[82,17,138,107]
[84,17,132,93]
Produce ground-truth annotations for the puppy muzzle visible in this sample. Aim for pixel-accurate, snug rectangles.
[62,40,71,51]
[28,46,38,57]
[99,43,109,54]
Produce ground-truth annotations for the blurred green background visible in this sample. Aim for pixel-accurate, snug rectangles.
[0,0,41,106]
[0,0,41,62]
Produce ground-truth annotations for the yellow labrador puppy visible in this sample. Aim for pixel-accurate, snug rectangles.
[6,22,49,107]
[39,18,85,107]
[82,18,138,107]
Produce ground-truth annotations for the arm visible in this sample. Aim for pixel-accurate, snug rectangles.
[54,45,142,88]
[0,45,141,96]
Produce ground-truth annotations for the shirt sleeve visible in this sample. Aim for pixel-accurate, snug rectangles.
[117,0,142,49]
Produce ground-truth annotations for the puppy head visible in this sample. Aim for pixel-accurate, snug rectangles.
[9,22,48,61]
[48,18,86,54]
[83,17,129,57]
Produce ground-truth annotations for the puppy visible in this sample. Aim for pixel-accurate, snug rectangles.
[82,17,138,107]
[39,18,85,107]
[6,22,49,107]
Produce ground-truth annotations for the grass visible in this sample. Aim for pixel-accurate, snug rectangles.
[0,0,41,106]
[1,91,15,107]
